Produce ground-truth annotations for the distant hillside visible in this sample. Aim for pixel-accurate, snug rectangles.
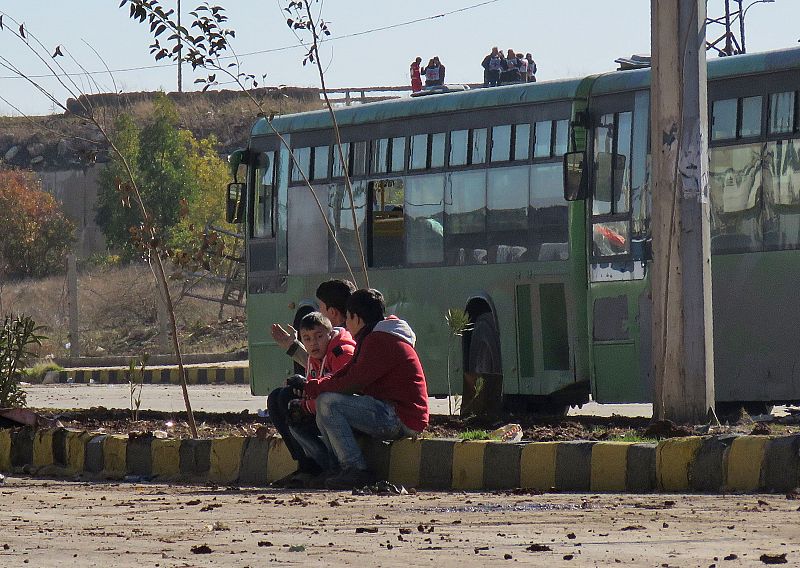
[0,87,324,171]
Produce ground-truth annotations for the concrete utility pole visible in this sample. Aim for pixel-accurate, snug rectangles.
[67,254,81,359]
[650,1,716,423]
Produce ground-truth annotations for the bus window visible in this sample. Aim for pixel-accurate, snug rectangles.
[740,96,762,138]
[471,128,488,164]
[593,114,614,214]
[764,140,800,250]
[450,129,469,166]
[490,125,512,162]
[253,151,275,238]
[615,112,632,213]
[332,142,350,178]
[352,141,368,176]
[445,170,487,265]
[389,137,406,172]
[328,180,366,271]
[288,182,328,274]
[312,146,329,181]
[371,139,389,174]
[371,179,405,267]
[514,124,531,161]
[488,166,529,263]
[712,99,737,140]
[534,121,552,158]
[531,162,569,261]
[554,120,569,156]
[406,174,444,265]
[709,144,763,253]
[430,133,446,168]
[290,147,310,183]
[770,92,795,135]
[410,134,428,170]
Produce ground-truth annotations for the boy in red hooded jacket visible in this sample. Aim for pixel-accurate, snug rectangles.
[269,311,355,487]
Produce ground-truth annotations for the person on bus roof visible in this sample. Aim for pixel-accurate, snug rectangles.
[500,49,521,85]
[291,288,429,490]
[422,57,445,88]
[482,46,503,87]
[526,53,537,82]
[410,57,423,93]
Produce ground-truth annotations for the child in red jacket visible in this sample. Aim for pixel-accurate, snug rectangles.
[271,311,355,488]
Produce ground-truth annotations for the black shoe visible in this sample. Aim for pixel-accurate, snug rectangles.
[305,469,336,489]
[271,470,311,488]
[324,468,376,490]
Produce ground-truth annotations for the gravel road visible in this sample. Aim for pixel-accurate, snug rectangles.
[0,477,796,567]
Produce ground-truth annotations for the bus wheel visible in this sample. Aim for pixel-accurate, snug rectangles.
[462,312,502,416]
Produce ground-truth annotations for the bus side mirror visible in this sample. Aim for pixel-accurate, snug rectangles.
[563,151,588,201]
[226,182,246,224]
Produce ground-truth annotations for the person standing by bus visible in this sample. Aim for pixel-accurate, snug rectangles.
[295,288,429,489]
[482,47,503,87]
[410,57,423,93]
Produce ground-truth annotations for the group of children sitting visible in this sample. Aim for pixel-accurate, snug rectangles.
[268,279,428,490]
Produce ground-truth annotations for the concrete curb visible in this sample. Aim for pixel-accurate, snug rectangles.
[1,428,797,492]
[55,366,249,385]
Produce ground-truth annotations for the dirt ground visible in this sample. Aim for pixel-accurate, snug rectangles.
[0,477,798,567]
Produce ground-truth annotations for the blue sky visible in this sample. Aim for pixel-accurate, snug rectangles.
[0,0,796,116]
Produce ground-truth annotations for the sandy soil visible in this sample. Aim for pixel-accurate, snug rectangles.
[0,477,797,567]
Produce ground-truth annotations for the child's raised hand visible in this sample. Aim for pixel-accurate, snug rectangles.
[270,323,297,350]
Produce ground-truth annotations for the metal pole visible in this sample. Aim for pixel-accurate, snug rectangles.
[739,0,747,53]
[724,0,733,55]
[650,0,716,423]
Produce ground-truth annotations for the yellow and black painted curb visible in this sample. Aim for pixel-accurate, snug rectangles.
[1,429,797,492]
[56,366,248,385]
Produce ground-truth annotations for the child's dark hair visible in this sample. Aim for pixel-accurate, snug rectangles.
[298,311,332,332]
[315,279,356,315]
[346,289,385,327]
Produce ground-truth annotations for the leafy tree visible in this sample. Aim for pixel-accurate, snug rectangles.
[168,133,229,251]
[96,93,223,259]
[0,170,75,278]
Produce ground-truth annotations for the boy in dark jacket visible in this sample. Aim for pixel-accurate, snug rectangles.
[302,288,428,489]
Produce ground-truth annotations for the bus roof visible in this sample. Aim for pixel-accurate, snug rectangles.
[591,45,800,96]
[253,45,800,137]
[255,77,586,137]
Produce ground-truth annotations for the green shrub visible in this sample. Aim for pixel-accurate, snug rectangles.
[21,361,63,384]
[1,314,46,407]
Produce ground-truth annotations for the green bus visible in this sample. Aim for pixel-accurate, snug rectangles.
[227,46,800,415]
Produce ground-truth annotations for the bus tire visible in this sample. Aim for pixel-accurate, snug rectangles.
[467,313,501,375]
[462,312,502,416]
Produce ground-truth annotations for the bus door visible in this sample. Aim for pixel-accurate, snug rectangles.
[586,91,652,403]
[514,272,576,398]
